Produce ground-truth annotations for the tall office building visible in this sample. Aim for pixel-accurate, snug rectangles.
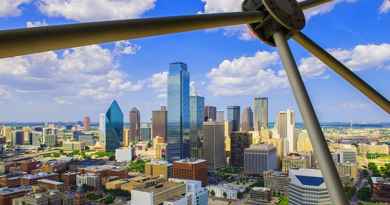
[129,107,141,142]
[244,144,277,175]
[140,123,152,141]
[241,107,254,132]
[230,132,252,167]
[12,130,24,145]
[100,100,124,151]
[227,106,240,132]
[216,111,224,122]
[288,169,331,205]
[204,106,217,122]
[167,62,190,161]
[83,116,90,131]
[202,121,225,170]
[190,95,205,158]
[253,97,268,131]
[275,109,295,155]
[152,106,167,140]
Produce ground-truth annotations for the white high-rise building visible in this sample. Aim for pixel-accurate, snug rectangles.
[99,113,106,143]
[275,109,295,156]
[288,169,331,205]
[115,147,133,162]
[169,179,208,205]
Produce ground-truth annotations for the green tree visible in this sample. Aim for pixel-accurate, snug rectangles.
[278,196,288,205]
[357,187,371,202]
[223,192,227,199]
[104,194,115,204]
[210,190,215,196]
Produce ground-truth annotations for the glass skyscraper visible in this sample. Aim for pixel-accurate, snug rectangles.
[253,97,269,131]
[190,95,205,158]
[227,106,240,132]
[100,100,124,152]
[167,62,190,161]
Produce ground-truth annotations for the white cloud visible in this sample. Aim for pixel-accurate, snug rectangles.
[297,43,390,78]
[0,0,31,17]
[38,0,156,21]
[200,0,357,40]
[207,43,390,96]
[207,51,288,96]
[148,71,168,98]
[26,20,48,28]
[114,41,141,55]
[0,87,11,99]
[190,81,198,96]
[0,45,144,102]
[380,0,390,14]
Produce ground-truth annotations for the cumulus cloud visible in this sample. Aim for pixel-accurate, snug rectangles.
[0,87,11,99]
[148,71,168,98]
[114,41,141,55]
[37,0,156,21]
[0,45,144,102]
[297,43,390,78]
[26,20,48,28]
[0,0,31,17]
[380,0,390,14]
[207,43,390,96]
[207,51,288,96]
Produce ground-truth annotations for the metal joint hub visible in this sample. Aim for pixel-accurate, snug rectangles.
[242,0,305,46]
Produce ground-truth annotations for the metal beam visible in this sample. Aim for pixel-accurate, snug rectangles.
[0,11,264,58]
[299,0,333,10]
[273,31,349,205]
[292,31,390,113]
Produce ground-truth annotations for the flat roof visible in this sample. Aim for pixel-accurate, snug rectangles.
[37,179,64,185]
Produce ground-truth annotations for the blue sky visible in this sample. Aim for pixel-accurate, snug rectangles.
[0,0,389,123]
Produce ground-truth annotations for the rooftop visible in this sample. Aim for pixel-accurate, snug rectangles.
[0,186,32,196]
[174,158,207,164]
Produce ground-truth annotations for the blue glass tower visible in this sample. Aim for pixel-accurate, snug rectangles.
[190,95,205,158]
[227,106,240,132]
[101,100,124,151]
[167,62,190,161]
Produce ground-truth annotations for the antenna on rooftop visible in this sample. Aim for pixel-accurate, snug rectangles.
[0,0,389,204]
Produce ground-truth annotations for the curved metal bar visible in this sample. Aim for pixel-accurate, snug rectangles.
[292,31,390,113]
[274,31,349,205]
[0,11,264,58]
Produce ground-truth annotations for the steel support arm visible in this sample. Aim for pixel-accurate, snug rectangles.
[0,11,264,58]
[292,31,390,113]
[299,0,332,10]
[273,31,349,205]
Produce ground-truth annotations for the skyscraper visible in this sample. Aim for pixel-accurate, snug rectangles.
[202,121,226,170]
[253,97,268,131]
[241,107,254,132]
[227,106,240,132]
[230,132,252,168]
[152,106,167,140]
[204,106,217,122]
[167,62,190,161]
[190,95,205,158]
[100,100,124,151]
[129,107,141,142]
[244,144,277,175]
[216,111,224,123]
[83,116,90,131]
[275,109,296,155]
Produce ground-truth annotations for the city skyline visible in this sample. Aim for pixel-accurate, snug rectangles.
[0,0,389,123]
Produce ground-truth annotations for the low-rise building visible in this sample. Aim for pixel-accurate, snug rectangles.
[173,159,208,186]
[169,179,208,205]
[263,170,289,195]
[282,152,311,174]
[131,181,187,205]
[145,160,172,179]
[288,169,331,205]
[371,177,390,202]
[63,140,86,152]
[115,147,133,162]
[0,186,32,205]
[247,187,272,204]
